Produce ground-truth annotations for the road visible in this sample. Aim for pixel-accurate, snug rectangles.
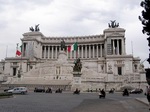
[0,92,148,112]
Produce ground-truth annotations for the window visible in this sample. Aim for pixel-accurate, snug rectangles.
[134,65,137,69]
[13,68,16,76]
[118,67,122,75]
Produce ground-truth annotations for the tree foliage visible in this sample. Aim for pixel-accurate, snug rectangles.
[139,0,150,36]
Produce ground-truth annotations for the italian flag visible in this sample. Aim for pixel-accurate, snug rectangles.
[16,44,22,56]
[68,42,78,52]
[16,50,21,56]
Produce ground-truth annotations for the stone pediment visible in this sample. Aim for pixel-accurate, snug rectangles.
[104,27,125,32]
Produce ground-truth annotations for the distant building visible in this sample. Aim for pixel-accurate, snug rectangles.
[0,23,147,91]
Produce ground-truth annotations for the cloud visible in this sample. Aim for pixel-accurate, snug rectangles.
[0,0,149,67]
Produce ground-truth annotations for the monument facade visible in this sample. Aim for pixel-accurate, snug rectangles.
[0,22,147,91]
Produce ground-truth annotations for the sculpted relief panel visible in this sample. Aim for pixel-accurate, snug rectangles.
[30,69,40,76]
[41,67,55,75]
[61,66,72,74]
[82,68,94,77]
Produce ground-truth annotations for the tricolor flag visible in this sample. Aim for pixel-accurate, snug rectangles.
[68,42,78,52]
[16,44,22,56]
[16,50,21,56]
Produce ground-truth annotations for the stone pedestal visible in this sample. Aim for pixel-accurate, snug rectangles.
[71,72,82,91]
[58,50,67,64]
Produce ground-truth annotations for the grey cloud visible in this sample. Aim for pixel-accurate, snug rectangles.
[0,21,8,30]
[119,0,141,8]
[0,0,54,13]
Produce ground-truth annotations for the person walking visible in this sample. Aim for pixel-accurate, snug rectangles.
[145,86,148,95]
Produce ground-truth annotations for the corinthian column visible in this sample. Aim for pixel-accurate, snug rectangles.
[92,45,94,58]
[55,46,57,59]
[51,46,53,59]
[96,44,99,58]
[81,45,83,58]
[85,45,87,58]
[89,45,91,58]
[77,46,80,58]
[100,44,102,57]
[44,46,46,59]
[48,46,50,59]
[117,39,119,55]
[112,39,115,55]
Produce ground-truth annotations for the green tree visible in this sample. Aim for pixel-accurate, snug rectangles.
[139,0,150,63]
[139,0,150,85]
[139,0,150,36]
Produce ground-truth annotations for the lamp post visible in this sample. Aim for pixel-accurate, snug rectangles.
[18,51,23,78]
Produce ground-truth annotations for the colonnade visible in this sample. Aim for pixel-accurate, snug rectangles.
[42,44,104,59]
[111,39,125,55]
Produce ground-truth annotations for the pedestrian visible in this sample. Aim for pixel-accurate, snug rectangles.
[99,89,106,98]
[145,86,148,95]
[146,86,150,110]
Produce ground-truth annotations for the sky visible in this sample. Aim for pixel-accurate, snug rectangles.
[0,0,149,68]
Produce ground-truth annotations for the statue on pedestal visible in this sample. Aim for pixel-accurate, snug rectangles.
[73,58,82,72]
[60,39,66,51]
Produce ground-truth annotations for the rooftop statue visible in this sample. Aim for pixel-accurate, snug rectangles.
[73,58,82,72]
[29,26,34,32]
[108,20,119,28]
[29,24,40,32]
[35,24,40,31]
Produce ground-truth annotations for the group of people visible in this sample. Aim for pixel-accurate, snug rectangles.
[73,88,80,94]
[122,88,129,96]
[34,87,63,93]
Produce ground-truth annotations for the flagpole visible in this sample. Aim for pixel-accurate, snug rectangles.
[18,43,22,78]
[16,43,19,57]
[131,41,133,56]
[5,45,8,58]
[76,37,78,59]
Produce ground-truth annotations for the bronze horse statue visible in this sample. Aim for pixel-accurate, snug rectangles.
[60,39,66,51]
[29,24,40,32]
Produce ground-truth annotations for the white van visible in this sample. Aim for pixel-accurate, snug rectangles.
[7,87,28,94]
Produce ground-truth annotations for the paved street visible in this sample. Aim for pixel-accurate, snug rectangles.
[0,92,149,112]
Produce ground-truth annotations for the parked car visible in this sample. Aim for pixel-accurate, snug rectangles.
[130,89,143,94]
[7,87,28,94]
[34,87,45,92]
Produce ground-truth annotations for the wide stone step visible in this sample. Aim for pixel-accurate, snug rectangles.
[13,79,72,85]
